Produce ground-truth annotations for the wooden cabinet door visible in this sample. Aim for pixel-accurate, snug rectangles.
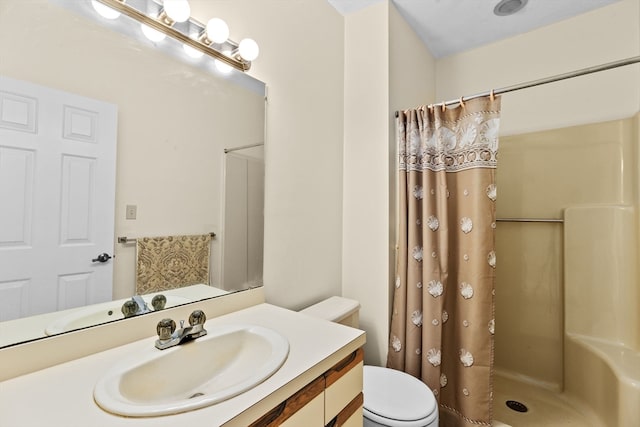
[324,348,364,422]
[280,393,324,427]
[249,376,324,426]
[248,347,364,427]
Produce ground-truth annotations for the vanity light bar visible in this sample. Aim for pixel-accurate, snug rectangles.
[94,0,250,71]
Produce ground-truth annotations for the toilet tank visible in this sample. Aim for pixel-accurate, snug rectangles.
[299,296,360,328]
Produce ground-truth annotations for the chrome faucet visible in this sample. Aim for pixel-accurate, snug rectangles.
[121,294,167,318]
[121,295,150,318]
[155,310,208,350]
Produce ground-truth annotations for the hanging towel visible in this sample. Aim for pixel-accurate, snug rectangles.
[135,234,211,294]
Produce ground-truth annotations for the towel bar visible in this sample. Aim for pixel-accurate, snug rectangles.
[496,218,563,223]
[118,232,216,244]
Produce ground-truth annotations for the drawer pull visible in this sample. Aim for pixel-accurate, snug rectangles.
[332,351,357,373]
[253,401,286,426]
[325,348,364,388]
[249,376,324,426]
[325,393,364,427]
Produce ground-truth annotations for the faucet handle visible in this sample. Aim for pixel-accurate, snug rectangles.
[151,294,167,311]
[188,310,206,326]
[121,300,139,318]
[156,318,176,341]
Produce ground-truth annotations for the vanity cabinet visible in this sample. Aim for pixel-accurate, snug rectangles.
[249,348,364,427]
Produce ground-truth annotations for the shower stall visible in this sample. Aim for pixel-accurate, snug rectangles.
[493,114,640,426]
[221,144,265,292]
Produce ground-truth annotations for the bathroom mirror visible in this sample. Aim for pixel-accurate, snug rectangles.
[0,0,265,347]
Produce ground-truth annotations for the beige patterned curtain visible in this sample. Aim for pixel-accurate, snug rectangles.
[388,96,500,427]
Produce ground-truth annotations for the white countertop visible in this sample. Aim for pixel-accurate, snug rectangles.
[0,284,228,347]
[0,303,365,427]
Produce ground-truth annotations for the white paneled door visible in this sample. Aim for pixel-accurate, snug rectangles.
[0,76,117,322]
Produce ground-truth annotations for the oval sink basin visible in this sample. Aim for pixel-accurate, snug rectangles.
[44,295,192,335]
[94,324,289,417]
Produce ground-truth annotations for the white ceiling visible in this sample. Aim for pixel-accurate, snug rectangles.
[327,0,621,58]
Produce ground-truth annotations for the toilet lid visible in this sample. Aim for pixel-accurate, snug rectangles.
[363,366,437,423]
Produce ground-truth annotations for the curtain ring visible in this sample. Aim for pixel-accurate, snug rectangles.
[441,102,446,112]
[428,104,434,113]
[490,89,495,101]
[459,96,465,108]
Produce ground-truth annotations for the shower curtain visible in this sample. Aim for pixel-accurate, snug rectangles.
[388,96,501,427]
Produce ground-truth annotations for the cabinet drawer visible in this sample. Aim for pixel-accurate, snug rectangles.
[324,348,364,422]
[326,393,363,427]
[281,393,324,427]
[340,406,363,427]
[249,376,325,427]
[248,347,364,427]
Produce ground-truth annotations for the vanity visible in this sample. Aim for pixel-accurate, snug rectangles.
[0,2,365,424]
[0,288,366,426]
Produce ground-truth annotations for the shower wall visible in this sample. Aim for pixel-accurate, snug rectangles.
[495,114,639,389]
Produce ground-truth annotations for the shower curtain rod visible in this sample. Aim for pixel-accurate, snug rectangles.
[224,142,264,153]
[396,55,640,114]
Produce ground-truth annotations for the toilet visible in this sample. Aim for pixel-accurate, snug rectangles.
[300,297,439,427]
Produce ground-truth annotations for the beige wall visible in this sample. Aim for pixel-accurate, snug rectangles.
[0,0,264,300]
[435,0,640,136]
[342,2,390,366]
[342,1,435,365]
[191,0,346,310]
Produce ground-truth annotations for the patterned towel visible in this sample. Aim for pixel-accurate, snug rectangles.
[135,234,211,294]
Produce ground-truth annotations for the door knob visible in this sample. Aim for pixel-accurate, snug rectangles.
[92,253,112,263]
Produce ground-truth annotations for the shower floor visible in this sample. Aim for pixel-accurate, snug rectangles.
[492,375,604,427]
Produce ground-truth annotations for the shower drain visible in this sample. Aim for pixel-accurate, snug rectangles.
[505,400,528,413]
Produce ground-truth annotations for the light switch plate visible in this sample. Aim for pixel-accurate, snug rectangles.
[126,204,137,220]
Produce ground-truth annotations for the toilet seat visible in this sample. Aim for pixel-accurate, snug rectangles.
[363,366,438,427]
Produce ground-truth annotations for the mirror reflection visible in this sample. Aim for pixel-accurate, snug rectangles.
[0,0,265,347]
[222,147,265,291]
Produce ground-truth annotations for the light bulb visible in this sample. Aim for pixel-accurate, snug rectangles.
[162,0,190,23]
[238,38,259,61]
[91,0,121,19]
[215,51,233,74]
[141,24,166,42]
[205,18,229,44]
[183,42,203,59]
